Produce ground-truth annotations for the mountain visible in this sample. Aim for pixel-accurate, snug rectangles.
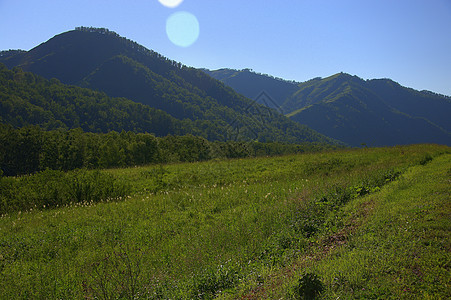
[0,27,339,144]
[206,69,451,146]
[202,68,299,110]
[0,63,190,136]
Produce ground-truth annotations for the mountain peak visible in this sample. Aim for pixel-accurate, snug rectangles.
[326,72,362,82]
[1,27,185,85]
[74,26,120,35]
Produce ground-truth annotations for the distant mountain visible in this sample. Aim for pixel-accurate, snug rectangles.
[202,68,299,110]
[206,69,451,146]
[0,27,339,144]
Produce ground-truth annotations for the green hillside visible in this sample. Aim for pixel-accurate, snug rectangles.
[0,63,187,136]
[0,27,338,144]
[206,69,451,146]
[288,74,451,146]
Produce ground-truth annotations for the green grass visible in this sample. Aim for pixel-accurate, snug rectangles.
[313,153,450,299]
[249,151,450,299]
[0,144,449,299]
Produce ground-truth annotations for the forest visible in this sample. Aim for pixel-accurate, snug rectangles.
[0,124,337,176]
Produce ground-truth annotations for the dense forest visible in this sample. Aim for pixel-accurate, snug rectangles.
[0,63,187,136]
[286,73,451,146]
[0,125,337,176]
[202,68,300,110]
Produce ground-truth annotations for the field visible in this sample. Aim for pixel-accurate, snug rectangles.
[0,144,449,299]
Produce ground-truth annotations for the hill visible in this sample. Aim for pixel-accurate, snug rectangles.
[0,27,338,145]
[206,69,451,146]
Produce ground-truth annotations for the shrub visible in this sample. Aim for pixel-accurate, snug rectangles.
[419,153,433,165]
[82,246,143,299]
[294,272,324,299]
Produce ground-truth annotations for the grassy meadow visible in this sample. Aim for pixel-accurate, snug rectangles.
[0,144,449,299]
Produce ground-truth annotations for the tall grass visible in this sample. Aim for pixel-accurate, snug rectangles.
[0,169,130,214]
[0,144,449,298]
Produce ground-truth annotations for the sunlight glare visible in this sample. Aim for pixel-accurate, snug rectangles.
[158,0,184,8]
[166,11,199,47]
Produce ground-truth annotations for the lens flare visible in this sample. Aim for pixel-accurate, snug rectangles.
[158,0,184,8]
[166,11,199,47]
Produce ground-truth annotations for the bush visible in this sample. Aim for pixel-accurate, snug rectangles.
[83,246,143,300]
[419,153,433,165]
[294,273,324,299]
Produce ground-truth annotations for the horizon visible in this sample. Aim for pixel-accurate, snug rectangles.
[1,0,450,96]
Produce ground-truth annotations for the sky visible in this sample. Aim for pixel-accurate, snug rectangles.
[1,0,450,95]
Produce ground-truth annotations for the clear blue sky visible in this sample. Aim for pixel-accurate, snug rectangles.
[1,0,450,95]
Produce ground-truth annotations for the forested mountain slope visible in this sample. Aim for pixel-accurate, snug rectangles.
[0,63,186,136]
[0,27,338,144]
[206,69,451,146]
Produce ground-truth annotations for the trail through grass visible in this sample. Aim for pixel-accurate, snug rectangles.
[247,152,450,299]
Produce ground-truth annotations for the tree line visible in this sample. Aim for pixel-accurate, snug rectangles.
[0,125,337,176]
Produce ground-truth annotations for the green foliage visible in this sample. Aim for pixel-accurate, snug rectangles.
[0,125,338,176]
[419,153,433,165]
[193,263,241,299]
[287,74,451,146]
[209,68,451,147]
[145,165,168,193]
[0,63,184,136]
[290,168,401,240]
[297,153,451,299]
[82,245,144,300]
[204,68,300,108]
[293,273,324,299]
[0,169,129,214]
[68,170,129,203]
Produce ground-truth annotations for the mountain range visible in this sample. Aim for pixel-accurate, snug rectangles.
[204,69,451,146]
[0,27,337,145]
[1,27,449,147]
